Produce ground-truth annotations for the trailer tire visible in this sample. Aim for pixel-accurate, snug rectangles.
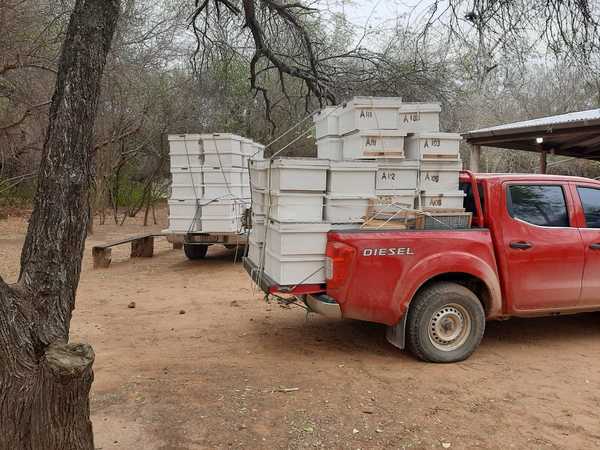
[406,282,485,363]
[184,244,208,260]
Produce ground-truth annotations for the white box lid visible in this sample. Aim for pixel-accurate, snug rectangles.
[265,247,326,262]
[269,191,324,198]
[168,134,202,141]
[267,220,331,232]
[200,133,245,141]
[421,191,466,197]
[378,189,418,195]
[377,159,420,169]
[271,157,330,169]
[329,161,378,171]
[353,130,407,137]
[325,194,376,200]
[202,167,244,173]
[409,132,461,140]
[398,103,442,113]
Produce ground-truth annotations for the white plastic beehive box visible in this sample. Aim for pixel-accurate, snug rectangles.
[202,184,244,199]
[251,189,268,215]
[264,248,326,285]
[202,168,244,185]
[314,107,341,139]
[168,199,200,218]
[172,168,203,187]
[203,152,244,168]
[405,133,461,160]
[168,134,203,155]
[376,160,420,192]
[200,200,242,217]
[325,195,374,223]
[168,217,199,233]
[269,158,328,192]
[420,159,463,192]
[170,153,203,169]
[266,221,330,256]
[316,137,343,160]
[200,216,241,233]
[247,238,263,266]
[250,214,266,243]
[398,103,441,133]
[418,191,466,210]
[342,130,406,159]
[268,191,324,222]
[170,184,203,199]
[337,97,404,135]
[327,161,377,196]
[249,160,269,190]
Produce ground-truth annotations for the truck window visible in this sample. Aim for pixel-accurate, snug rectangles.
[577,187,600,228]
[507,185,569,227]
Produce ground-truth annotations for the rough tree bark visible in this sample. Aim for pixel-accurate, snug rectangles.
[0,1,120,449]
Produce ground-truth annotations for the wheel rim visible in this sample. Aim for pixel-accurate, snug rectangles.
[428,303,472,352]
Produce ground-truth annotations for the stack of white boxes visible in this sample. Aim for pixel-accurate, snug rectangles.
[246,97,465,286]
[314,97,464,217]
[167,133,264,234]
[247,158,330,285]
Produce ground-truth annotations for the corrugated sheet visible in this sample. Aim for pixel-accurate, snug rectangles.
[467,108,600,134]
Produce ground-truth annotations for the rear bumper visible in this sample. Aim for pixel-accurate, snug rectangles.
[243,258,326,295]
[306,294,342,319]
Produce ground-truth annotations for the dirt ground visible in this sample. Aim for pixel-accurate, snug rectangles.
[1,208,600,450]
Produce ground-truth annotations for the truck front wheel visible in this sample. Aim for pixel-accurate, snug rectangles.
[406,282,485,363]
[183,244,208,260]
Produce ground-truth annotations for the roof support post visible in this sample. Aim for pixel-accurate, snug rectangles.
[539,150,547,174]
[470,144,481,172]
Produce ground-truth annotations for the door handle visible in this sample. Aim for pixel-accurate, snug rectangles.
[510,241,533,250]
[590,243,600,250]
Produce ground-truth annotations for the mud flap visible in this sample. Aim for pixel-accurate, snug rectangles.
[385,315,407,350]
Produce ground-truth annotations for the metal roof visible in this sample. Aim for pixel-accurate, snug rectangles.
[467,109,600,134]
[462,108,600,160]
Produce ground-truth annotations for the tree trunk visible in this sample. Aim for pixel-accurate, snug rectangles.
[0,1,120,449]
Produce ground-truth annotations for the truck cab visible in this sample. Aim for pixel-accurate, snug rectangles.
[245,172,600,362]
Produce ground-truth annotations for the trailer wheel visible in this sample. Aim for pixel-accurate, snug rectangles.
[184,244,208,260]
[406,282,485,363]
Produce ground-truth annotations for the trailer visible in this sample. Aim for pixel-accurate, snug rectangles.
[166,230,248,260]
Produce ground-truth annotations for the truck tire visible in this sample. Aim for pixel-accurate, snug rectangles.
[406,282,485,363]
[183,244,208,260]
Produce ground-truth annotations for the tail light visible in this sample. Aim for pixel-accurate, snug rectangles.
[325,241,355,288]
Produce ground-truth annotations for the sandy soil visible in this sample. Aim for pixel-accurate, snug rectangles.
[1,209,600,450]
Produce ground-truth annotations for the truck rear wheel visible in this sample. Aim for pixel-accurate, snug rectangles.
[184,244,208,260]
[406,282,485,363]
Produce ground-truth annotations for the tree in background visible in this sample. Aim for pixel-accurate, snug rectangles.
[0,0,119,448]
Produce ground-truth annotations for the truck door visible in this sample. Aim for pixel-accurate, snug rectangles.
[500,183,584,311]
[574,185,600,306]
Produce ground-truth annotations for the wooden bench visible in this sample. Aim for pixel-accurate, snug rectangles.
[92,233,167,269]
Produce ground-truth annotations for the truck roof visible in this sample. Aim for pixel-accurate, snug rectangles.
[468,172,600,185]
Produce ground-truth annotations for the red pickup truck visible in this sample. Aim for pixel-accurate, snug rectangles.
[245,172,600,363]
